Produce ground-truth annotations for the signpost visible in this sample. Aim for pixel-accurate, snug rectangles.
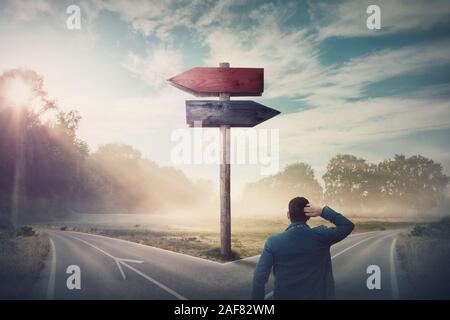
[169,63,280,258]
[168,66,264,97]
[185,100,280,127]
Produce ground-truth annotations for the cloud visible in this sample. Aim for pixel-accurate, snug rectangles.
[87,0,274,42]
[5,0,52,21]
[306,40,450,106]
[310,0,450,39]
[203,4,450,106]
[122,48,184,88]
[203,13,324,99]
[196,0,237,28]
[90,0,198,41]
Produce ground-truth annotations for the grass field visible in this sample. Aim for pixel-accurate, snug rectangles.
[0,229,50,299]
[36,214,422,262]
[397,217,450,299]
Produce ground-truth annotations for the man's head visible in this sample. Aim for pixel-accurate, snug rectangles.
[288,197,310,223]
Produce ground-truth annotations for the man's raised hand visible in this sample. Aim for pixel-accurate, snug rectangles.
[304,204,324,217]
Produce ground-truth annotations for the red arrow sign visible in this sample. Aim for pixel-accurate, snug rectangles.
[168,67,263,97]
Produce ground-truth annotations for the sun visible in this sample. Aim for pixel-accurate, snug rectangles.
[3,77,36,109]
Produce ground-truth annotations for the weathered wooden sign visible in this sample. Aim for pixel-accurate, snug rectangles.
[186,100,280,127]
[168,67,264,97]
[169,63,279,258]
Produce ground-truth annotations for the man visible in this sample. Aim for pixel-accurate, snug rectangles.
[251,197,354,300]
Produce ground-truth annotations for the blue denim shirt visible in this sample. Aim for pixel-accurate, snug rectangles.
[251,206,354,300]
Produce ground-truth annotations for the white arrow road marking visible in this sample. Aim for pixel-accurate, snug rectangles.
[264,232,395,300]
[69,235,188,300]
[69,235,143,280]
[114,257,144,281]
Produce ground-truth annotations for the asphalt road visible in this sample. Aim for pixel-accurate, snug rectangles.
[32,229,415,300]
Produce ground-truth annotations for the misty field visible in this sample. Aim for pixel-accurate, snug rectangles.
[35,213,422,262]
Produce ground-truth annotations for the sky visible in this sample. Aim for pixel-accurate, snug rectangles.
[1,0,450,197]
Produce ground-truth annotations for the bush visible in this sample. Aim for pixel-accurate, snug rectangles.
[16,226,35,237]
[410,217,450,238]
[410,225,426,237]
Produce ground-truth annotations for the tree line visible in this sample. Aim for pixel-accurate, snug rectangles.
[0,69,212,224]
[238,154,449,216]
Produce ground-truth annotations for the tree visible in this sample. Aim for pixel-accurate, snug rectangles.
[323,154,375,209]
[377,155,449,211]
[238,163,323,215]
[323,154,449,214]
[0,69,88,222]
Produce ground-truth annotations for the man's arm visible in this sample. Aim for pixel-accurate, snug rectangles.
[251,240,274,300]
[305,205,355,245]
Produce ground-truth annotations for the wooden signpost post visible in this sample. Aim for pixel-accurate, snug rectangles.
[169,63,280,258]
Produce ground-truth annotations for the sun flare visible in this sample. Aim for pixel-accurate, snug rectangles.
[3,77,35,108]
